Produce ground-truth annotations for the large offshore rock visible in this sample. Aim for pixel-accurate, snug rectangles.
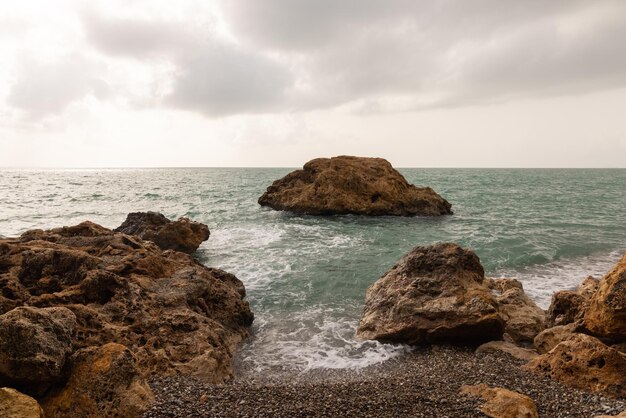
[585,252,626,342]
[258,156,452,216]
[0,221,253,383]
[43,343,153,418]
[114,211,210,253]
[485,278,546,344]
[0,306,76,385]
[0,387,44,418]
[524,333,626,398]
[356,243,504,345]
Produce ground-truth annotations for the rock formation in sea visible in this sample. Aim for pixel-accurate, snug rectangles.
[114,211,210,253]
[356,243,504,344]
[258,155,452,216]
[0,218,253,417]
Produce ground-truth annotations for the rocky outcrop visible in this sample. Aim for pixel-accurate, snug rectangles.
[43,343,153,418]
[547,276,598,328]
[476,341,538,361]
[356,243,504,345]
[533,324,576,354]
[460,384,538,418]
[0,307,76,387]
[0,221,253,384]
[258,156,452,216]
[114,211,210,253]
[486,278,546,344]
[0,387,44,418]
[585,252,626,342]
[524,333,626,398]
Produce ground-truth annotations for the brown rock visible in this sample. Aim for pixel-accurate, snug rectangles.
[524,333,626,398]
[585,252,626,342]
[547,276,598,328]
[0,221,253,383]
[356,243,504,345]
[486,278,546,344]
[258,156,452,216]
[476,341,538,361]
[0,387,44,418]
[533,323,577,354]
[595,411,626,418]
[460,384,538,418]
[43,343,153,418]
[114,211,210,253]
[0,306,76,386]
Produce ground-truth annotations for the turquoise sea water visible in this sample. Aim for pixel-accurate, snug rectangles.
[1,168,625,371]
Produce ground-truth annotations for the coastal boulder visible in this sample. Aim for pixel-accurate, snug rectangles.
[43,343,153,418]
[460,384,539,418]
[0,387,44,418]
[476,341,538,362]
[0,306,76,386]
[486,278,546,344]
[584,252,626,342]
[524,333,626,398]
[258,156,452,216]
[547,276,598,327]
[533,324,576,354]
[0,221,253,384]
[114,211,210,253]
[356,243,504,345]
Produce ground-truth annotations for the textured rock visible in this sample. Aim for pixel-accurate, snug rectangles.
[524,333,626,398]
[585,252,626,342]
[460,384,538,418]
[486,278,546,344]
[0,387,44,418]
[533,324,577,354]
[0,221,253,383]
[0,306,76,385]
[547,276,598,328]
[114,211,210,253]
[258,156,452,216]
[43,343,153,418]
[595,411,626,418]
[476,341,538,361]
[357,243,504,345]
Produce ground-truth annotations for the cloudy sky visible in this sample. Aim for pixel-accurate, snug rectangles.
[1,0,625,167]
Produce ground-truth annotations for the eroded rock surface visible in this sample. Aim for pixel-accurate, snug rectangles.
[0,306,76,386]
[524,333,626,398]
[460,384,539,418]
[533,324,577,354]
[0,387,44,418]
[114,211,210,253]
[547,276,598,328]
[585,252,626,342]
[357,243,504,345]
[43,343,153,418]
[258,156,452,216]
[0,221,253,384]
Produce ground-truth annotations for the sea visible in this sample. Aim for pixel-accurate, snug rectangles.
[1,168,624,373]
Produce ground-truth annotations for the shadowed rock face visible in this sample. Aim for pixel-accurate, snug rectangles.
[356,243,504,345]
[258,156,452,216]
[114,212,210,254]
[0,221,253,385]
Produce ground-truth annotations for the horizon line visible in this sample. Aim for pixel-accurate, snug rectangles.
[0,166,625,170]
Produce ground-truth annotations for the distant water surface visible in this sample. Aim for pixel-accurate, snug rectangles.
[0,168,624,372]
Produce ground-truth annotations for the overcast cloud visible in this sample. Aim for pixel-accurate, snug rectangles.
[0,0,625,167]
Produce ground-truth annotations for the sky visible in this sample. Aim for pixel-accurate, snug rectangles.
[1,0,625,167]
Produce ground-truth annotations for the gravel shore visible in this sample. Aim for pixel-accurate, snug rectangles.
[144,346,625,418]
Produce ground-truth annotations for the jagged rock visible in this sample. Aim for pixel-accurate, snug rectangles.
[460,384,538,418]
[547,276,598,328]
[43,343,153,418]
[0,387,44,418]
[486,278,546,344]
[585,252,626,342]
[524,333,626,398]
[533,324,577,354]
[258,156,452,216]
[0,221,253,383]
[356,243,504,345]
[114,211,210,253]
[0,306,76,386]
[476,341,538,361]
